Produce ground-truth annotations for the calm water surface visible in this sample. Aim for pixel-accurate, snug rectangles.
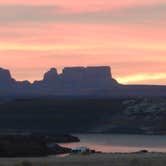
[60,134,166,153]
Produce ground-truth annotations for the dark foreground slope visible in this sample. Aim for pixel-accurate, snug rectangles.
[0,98,166,134]
[0,99,122,133]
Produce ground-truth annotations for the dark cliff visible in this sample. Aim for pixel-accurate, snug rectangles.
[0,66,166,98]
[0,66,119,97]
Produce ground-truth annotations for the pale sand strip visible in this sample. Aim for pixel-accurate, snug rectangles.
[0,153,166,166]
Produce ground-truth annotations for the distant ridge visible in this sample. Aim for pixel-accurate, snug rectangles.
[0,66,166,98]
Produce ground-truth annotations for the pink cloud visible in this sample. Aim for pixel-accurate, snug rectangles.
[0,0,166,13]
[0,1,166,85]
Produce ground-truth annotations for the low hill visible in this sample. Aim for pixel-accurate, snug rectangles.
[0,98,166,135]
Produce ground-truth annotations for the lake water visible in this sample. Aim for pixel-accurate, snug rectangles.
[60,134,166,153]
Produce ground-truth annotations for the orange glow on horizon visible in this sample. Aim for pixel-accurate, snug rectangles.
[117,73,166,85]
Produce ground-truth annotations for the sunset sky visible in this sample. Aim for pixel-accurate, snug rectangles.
[0,0,166,85]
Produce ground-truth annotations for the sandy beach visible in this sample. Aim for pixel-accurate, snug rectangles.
[1,153,166,166]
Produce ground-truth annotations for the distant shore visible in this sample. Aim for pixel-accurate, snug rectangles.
[1,152,166,166]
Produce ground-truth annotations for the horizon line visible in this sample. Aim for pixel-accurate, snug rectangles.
[0,66,166,86]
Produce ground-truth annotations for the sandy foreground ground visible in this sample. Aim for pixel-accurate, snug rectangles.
[0,153,166,166]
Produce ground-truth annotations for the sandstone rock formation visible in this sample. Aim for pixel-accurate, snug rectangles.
[0,66,166,98]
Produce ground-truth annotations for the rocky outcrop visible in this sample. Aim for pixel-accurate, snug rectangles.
[93,98,166,135]
[26,66,118,96]
[0,68,15,86]
[0,66,166,98]
[0,140,70,157]
[0,133,77,157]
[43,68,58,82]
[60,66,117,90]
[0,68,32,96]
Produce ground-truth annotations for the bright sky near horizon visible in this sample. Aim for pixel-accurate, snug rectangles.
[0,0,166,85]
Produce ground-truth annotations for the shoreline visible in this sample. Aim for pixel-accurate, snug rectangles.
[1,152,166,166]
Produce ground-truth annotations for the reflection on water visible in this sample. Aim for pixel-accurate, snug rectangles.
[60,134,166,153]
